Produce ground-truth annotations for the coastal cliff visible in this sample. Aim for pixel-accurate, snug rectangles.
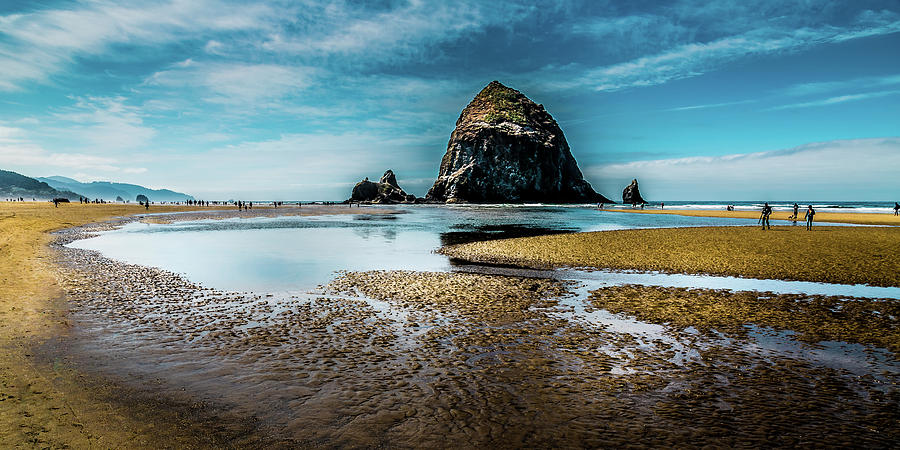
[425,81,611,204]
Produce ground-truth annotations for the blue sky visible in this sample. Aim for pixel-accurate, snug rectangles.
[1,0,898,201]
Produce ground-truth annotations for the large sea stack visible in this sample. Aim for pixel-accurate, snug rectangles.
[425,81,611,204]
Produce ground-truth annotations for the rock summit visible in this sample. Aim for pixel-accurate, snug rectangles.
[425,81,611,204]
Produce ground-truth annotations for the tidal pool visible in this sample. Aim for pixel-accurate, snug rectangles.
[67,205,877,295]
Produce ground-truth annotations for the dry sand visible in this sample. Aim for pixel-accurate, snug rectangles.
[442,225,900,287]
[605,207,900,226]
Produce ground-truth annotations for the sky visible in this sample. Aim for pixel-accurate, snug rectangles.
[1,0,899,201]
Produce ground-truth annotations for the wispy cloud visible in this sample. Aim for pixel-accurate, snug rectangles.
[587,138,900,200]
[0,124,144,172]
[145,61,316,105]
[555,10,900,92]
[664,99,757,112]
[768,89,900,110]
[0,0,275,90]
[51,96,157,150]
[781,73,900,97]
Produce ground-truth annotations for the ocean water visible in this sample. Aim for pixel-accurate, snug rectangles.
[66,204,897,297]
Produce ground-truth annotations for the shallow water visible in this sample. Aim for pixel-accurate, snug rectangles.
[52,208,900,447]
[66,205,874,294]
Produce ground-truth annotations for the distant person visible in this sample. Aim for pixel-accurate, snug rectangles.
[760,202,772,230]
[805,204,815,230]
[145,201,149,211]
[660,202,664,210]
[894,202,899,216]
[53,198,59,208]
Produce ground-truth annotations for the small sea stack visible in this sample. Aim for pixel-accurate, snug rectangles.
[425,81,612,204]
[622,179,645,205]
[349,169,417,204]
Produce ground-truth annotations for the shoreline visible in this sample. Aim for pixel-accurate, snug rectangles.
[601,207,900,226]
[0,202,388,447]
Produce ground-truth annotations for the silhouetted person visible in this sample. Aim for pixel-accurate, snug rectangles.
[760,202,772,230]
[53,198,58,208]
[145,201,149,211]
[660,202,664,210]
[792,203,799,222]
[805,205,815,230]
[895,202,899,216]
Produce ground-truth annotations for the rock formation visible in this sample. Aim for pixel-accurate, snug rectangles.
[622,179,646,205]
[349,170,416,204]
[425,81,611,204]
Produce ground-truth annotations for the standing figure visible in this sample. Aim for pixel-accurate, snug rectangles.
[894,202,899,216]
[792,203,799,223]
[660,202,664,210]
[760,202,772,230]
[805,205,815,230]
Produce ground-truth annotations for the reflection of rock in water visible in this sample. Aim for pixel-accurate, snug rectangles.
[440,224,576,246]
[50,222,900,448]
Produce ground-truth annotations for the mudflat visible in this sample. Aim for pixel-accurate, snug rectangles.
[441,225,900,287]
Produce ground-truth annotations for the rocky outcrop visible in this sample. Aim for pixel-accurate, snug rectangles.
[622,179,645,205]
[349,170,417,204]
[425,81,611,204]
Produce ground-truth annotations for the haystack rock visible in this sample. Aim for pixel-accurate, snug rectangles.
[425,81,611,204]
[622,179,646,205]
[349,170,416,204]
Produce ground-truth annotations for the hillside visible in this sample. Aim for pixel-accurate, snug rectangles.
[38,177,194,202]
[0,169,82,200]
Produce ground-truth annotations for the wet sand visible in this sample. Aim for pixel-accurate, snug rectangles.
[442,225,900,287]
[604,207,900,226]
[6,202,899,447]
[0,202,383,447]
[48,237,900,446]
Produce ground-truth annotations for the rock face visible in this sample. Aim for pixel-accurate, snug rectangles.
[622,179,646,205]
[350,170,416,204]
[425,81,611,204]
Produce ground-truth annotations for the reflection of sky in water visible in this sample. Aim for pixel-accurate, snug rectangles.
[67,205,879,294]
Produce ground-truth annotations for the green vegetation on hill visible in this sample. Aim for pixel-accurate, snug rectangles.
[0,169,81,200]
[477,81,528,125]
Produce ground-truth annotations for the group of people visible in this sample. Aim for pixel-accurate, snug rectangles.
[759,202,816,230]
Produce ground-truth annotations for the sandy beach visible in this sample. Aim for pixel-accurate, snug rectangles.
[603,207,900,226]
[3,202,899,447]
[442,225,900,287]
[0,202,385,447]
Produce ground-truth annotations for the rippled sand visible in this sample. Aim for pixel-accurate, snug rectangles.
[46,220,900,447]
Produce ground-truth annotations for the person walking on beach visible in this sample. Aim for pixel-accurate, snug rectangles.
[805,204,815,230]
[660,202,664,210]
[760,202,772,230]
[53,198,58,208]
[145,201,149,211]
[894,202,899,216]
